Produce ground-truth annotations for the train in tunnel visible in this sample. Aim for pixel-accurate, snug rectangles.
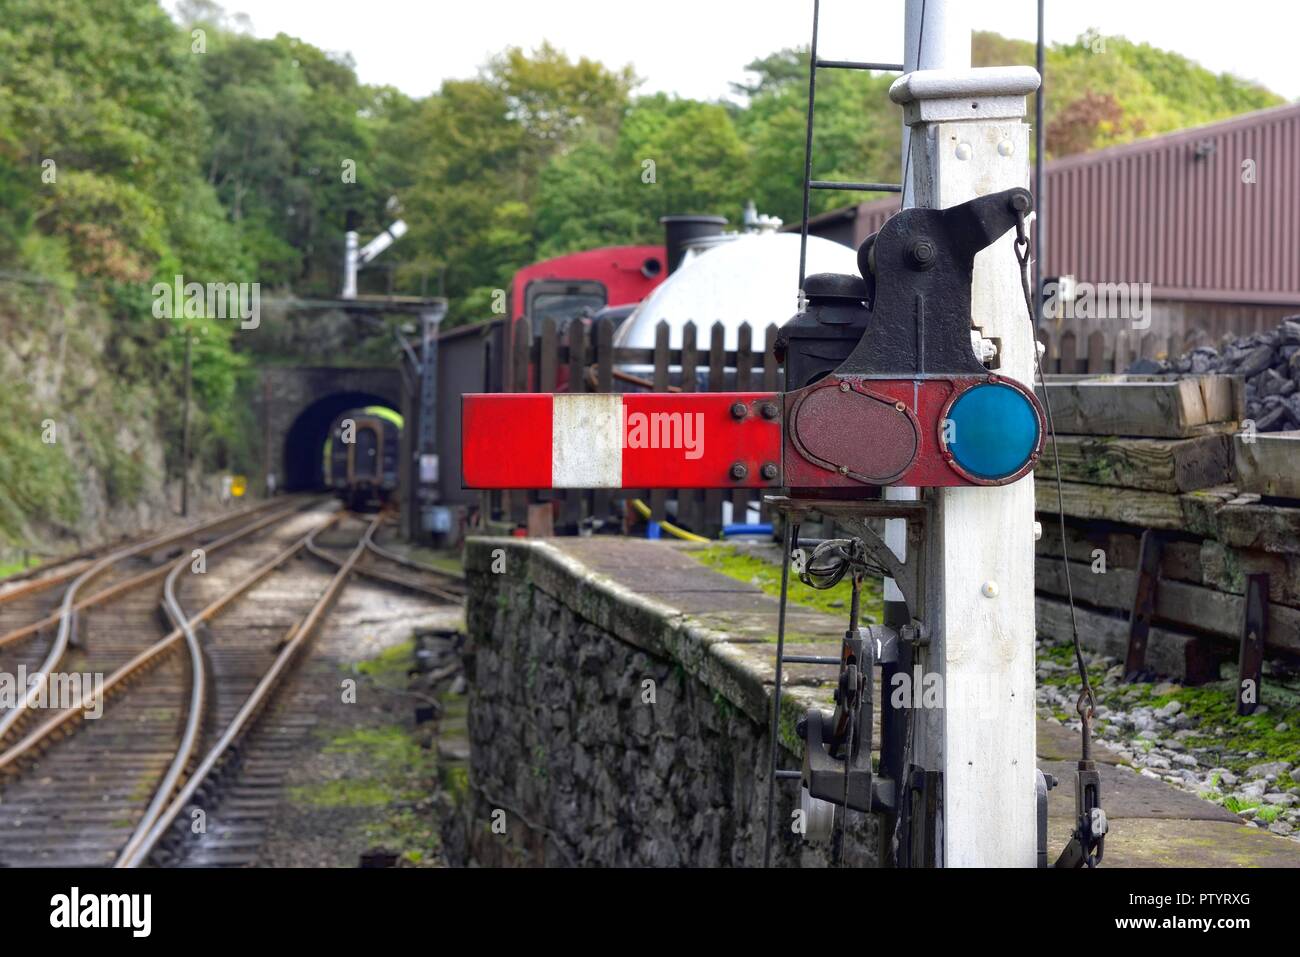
[326,409,400,511]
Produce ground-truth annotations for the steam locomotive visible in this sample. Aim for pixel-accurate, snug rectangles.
[326,410,399,510]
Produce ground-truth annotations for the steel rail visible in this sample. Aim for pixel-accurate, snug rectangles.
[0,531,145,599]
[116,513,382,868]
[364,536,465,584]
[113,512,343,866]
[0,499,312,744]
[0,561,92,607]
[0,511,342,777]
[307,537,461,601]
[0,498,298,651]
[0,501,286,604]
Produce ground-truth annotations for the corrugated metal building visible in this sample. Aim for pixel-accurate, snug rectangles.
[800,102,1300,365]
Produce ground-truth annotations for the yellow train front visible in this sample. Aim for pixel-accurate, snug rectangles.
[326,411,400,511]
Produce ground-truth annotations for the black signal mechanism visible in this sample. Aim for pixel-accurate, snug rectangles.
[777,187,1033,389]
[840,186,1031,377]
[776,273,871,391]
[775,186,1042,492]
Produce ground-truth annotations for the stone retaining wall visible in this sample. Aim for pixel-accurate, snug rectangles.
[453,537,879,867]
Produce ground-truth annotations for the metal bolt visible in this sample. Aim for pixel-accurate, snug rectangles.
[839,381,851,393]
[730,402,748,420]
[998,139,1015,157]
[730,462,748,480]
[909,238,936,268]
[894,401,906,412]
[955,142,973,161]
[838,465,849,475]
[761,463,778,480]
[760,402,779,420]
[981,581,999,598]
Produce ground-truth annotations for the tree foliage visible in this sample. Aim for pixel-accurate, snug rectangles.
[0,0,1287,497]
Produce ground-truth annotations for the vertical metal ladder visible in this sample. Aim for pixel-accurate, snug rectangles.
[795,0,906,292]
[766,0,908,868]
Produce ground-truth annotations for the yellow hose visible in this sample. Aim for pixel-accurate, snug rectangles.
[631,498,709,543]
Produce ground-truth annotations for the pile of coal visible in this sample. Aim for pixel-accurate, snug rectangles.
[1132,316,1300,431]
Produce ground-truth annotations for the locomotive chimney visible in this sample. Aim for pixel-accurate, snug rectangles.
[659,215,727,274]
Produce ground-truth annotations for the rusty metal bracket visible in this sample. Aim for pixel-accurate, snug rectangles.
[1124,529,1164,681]
[899,767,942,868]
[1236,572,1269,716]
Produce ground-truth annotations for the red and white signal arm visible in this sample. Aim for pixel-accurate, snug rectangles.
[464,189,1049,495]
[461,372,1044,494]
[462,392,779,489]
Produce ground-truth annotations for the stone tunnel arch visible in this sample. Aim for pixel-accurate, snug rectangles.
[282,391,399,491]
[258,366,405,493]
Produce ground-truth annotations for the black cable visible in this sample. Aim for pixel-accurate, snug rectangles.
[1014,217,1096,743]
[800,538,889,590]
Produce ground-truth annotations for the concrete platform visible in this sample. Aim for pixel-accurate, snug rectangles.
[544,536,1300,868]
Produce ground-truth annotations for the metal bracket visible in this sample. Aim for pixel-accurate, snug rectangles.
[765,494,929,623]
[800,631,881,813]
[1237,573,1269,715]
[899,767,942,868]
[1035,768,1058,868]
[1054,762,1107,868]
[1124,529,1164,681]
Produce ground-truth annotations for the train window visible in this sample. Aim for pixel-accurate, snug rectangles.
[525,279,606,333]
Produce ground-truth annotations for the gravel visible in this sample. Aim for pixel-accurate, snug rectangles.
[1036,640,1300,843]
[1141,315,1300,431]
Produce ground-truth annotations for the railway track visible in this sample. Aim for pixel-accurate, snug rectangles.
[0,503,462,867]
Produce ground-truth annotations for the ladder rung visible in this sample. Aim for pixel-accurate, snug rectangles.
[810,180,903,193]
[816,59,904,72]
[782,655,841,665]
[775,770,803,781]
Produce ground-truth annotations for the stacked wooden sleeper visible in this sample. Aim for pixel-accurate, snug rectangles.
[1031,374,1300,683]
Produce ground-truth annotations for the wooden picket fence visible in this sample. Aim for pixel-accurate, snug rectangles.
[501,316,779,538]
[1037,323,1230,374]
[494,315,1238,535]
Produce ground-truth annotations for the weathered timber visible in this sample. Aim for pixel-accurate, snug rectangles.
[1035,480,1187,530]
[1234,430,1300,500]
[1036,595,1221,684]
[1036,558,1300,656]
[1179,486,1242,537]
[1034,481,1249,536]
[1035,433,1232,492]
[1200,540,1300,608]
[1037,522,1142,568]
[1215,499,1300,556]
[1036,374,1242,438]
[1036,522,1205,585]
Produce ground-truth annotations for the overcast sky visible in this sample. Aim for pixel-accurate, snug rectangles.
[175,1,1300,102]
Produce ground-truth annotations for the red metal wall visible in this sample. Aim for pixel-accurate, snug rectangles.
[1044,102,1300,306]
[829,102,1300,309]
[509,245,667,321]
